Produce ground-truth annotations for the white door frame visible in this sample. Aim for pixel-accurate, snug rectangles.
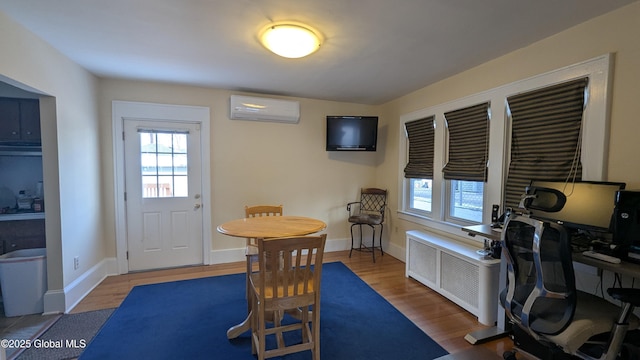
[113,101,212,274]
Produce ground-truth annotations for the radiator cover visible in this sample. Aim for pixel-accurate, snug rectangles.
[405,230,500,325]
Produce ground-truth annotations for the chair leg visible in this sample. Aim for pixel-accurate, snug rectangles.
[371,225,376,263]
[274,310,285,350]
[371,224,384,263]
[245,255,253,313]
[312,302,320,360]
[258,304,266,360]
[378,224,384,257]
[250,295,257,355]
[349,224,356,258]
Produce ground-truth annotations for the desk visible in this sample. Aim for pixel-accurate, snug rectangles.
[462,224,501,242]
[217,215,326,339]
[573,252,640,279]
[463,224,640,278]
[461,223,640,345]
[461,224,509,344]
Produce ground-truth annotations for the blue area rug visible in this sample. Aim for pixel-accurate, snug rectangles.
[80,262,448,359]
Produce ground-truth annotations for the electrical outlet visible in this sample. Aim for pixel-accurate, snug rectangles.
[74,256,79,270]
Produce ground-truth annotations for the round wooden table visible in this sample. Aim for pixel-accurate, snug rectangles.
[217,215,326,339]
[217,215,326,239]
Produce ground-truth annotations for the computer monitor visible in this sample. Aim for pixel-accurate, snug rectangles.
[527,180,626,233]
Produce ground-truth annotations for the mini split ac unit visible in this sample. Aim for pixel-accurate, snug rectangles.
[229,95,300,123]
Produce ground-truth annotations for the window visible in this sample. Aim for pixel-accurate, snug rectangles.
[504,77,588,209]
[449,180,483,222]
[410,178,432,212]
[398,55,611,239]
[443,102,490,223]
[404,116,435,213]
[140,130,189,198]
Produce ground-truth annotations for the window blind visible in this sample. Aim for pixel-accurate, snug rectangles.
[404,116,435,179]
[504,77,588,209]
[442,102,490,182]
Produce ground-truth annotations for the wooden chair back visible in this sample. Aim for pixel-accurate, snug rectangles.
[249,234,326,359]
[245,205,283,218]
[244,205,283,248]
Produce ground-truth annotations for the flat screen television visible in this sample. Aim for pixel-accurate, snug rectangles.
[527,180,626,232]
[326,116,378,151]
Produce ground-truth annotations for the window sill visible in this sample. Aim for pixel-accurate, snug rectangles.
[397,210,483,245]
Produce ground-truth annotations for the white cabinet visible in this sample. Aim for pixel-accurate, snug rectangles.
[406,230,500,325]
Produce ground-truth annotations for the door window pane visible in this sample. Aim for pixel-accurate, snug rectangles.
[140,131,189,198]
[449,180,483,222]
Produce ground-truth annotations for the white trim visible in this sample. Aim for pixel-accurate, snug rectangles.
[398,54,613,239]
[42,289,65,315]
[63,257,118,312]
[112,101,212,274]
[43,257,119,314]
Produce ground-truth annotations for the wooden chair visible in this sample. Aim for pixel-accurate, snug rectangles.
[244,205,284,310]
[347,188,387,262]
[249,234,326,360]
[245,205,284,249]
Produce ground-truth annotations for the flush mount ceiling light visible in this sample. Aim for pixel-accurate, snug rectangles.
[259,23,322,59]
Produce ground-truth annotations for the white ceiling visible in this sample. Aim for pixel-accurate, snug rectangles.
[1,0,637,104]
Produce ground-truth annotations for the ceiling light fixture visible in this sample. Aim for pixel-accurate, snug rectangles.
[259,23,322,59]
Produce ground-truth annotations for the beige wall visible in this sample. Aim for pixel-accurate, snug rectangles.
[98,79,380,254]
[377,2,640,250]
[1,1,639,311]
[0,10,102,306]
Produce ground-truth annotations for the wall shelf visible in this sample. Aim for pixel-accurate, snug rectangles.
[0,212,45,221]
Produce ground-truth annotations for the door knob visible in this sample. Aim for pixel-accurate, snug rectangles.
[194,203,202,210]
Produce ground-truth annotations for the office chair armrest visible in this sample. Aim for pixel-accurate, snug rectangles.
[607,288,640,307]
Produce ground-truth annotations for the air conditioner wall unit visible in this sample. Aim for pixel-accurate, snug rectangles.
[229,95,300,123]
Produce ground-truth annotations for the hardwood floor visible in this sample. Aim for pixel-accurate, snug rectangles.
[71,250,513,358]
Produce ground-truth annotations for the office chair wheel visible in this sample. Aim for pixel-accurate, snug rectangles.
[503,350,517,360]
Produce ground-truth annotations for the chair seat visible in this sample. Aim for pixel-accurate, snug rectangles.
[545,291,640,354]
[348,214,383,225]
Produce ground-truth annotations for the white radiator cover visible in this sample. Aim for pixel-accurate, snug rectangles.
[405,230,500,325]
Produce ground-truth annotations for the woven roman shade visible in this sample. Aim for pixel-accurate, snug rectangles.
[503,77,588,209]
[442,102,490,182]
[404,116,435,179]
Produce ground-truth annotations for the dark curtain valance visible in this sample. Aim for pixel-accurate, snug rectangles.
[504,77,588,209]
[404,116,435,179]
[442,102,490,182]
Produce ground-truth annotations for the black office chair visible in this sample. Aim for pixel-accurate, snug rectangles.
[500,214,640,360]
[347,188,387,262]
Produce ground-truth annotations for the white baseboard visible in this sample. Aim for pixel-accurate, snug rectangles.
[209,237,405,264]
[43,289,65,315]
[46,237,405,314]
[44,257,119,314]
[385,241,406,262]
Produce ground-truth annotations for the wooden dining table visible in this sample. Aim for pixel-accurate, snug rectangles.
[216,215,327,339]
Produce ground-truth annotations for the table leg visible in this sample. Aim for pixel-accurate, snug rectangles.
[227,253,256,339]
[227,311,252,339]
[227,238,291,339]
